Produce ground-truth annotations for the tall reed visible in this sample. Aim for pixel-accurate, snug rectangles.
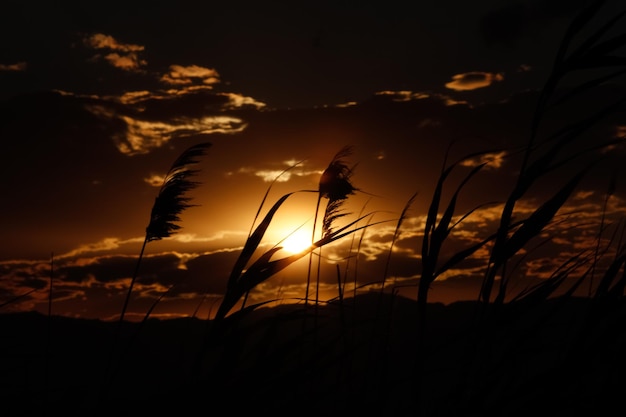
[103,141,211,399]
[481,0,626,306]
[120,141,211,323]
[305,145,358,307]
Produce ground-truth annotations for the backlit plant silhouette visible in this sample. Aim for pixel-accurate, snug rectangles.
[306,145,359,309]
[211,152,373,325]
[119,142,212,324]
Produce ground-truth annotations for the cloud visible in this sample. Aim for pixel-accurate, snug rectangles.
[113,114,247,155]
[220,92,266,110]
[118,90,152,104]
[102,52,146,71]
[144,173,166,187]
[375,90,430,102]
[84,33,145,53]
[375,90,468,106]
[459,151,508,170]
[445,72,504,91]
[253,167,316,183]
[84,91,249,155]
[83,33,147,71]
[117,88,265,111]
[0,62,27,72]
[160,65,220,86]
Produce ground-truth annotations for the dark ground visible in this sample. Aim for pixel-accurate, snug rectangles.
[2,293,626,416]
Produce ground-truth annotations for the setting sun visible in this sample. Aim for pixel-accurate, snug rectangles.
[280,228,312,254]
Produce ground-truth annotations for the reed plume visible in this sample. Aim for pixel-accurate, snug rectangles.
[103,142,211,400]
[306,145,358,306]
[318,145,359,201]
[121,141,211,323]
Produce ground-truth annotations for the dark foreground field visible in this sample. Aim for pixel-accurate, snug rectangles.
[2,293,626,416]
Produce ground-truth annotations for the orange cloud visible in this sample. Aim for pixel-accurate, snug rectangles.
[0,62,27,71]
[84,33,144,53]
[114,115,247,155]
[445,72,504,91]
[375,90,468,106]
[220,92,266,109]
[84,33,147,71]
[160,64,221,86]
[103,52,146,71]
[375,90,430,101]
[459,151,508,170]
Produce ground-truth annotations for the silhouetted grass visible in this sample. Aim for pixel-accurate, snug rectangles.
[103,141,211,401]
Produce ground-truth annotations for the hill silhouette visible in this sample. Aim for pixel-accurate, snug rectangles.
[2,293,625,416]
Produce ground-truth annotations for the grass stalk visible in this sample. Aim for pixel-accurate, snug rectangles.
[376,191,417,319]
[481,0,626,306]
[103,141,210,398]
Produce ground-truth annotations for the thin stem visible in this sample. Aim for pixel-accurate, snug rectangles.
[305,194,322,305]
[119,237,148,324]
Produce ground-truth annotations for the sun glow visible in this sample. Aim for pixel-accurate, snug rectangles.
[280,228,312,254]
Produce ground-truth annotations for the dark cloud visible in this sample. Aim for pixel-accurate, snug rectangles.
[61,256,134,285]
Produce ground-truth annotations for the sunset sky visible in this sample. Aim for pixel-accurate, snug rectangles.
[1,0,625,321]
